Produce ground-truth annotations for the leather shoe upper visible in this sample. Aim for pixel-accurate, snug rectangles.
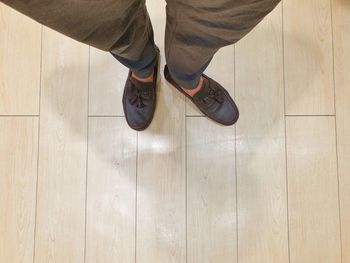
[164,65,239,126]
[123,50,159,131]
[192,76,239,125]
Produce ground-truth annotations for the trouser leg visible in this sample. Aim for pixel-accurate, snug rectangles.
[1,0,157,77]
[165,0,281,88]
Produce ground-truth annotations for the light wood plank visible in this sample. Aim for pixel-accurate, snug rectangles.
[86,117,136,263]
[332,0,350,261]
[136,1,186,262]
[0,117,39,263]
[186,45,235,116]
[283,0,334,115]
[187,117,236,263]
[136,80,186,263]
[89,47,127,116]
[286,116,341,263]
[235,4,289,263]
[0,4,41,115]
[34,28,88,263]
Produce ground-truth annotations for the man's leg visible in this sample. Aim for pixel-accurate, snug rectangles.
[163,0,280,126]
[1,0,157,78]
[165,0,281,89]
[1,0,160,131]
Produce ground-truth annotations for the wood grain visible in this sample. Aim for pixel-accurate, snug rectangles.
[283,0,334,115]
[86,117,137,263]
[0,117,39,263]
[286,116,341,263]
[34,28,89,263]
[332,0,350,261]
[89,47,127,116]
[187,117,236,263]
[0,4,41,115]
[235,4,289,263]
[0,1,349,262]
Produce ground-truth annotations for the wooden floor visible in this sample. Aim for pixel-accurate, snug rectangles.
[0,0,349,262]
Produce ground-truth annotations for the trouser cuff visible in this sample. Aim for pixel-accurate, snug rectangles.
[167,56,213,89]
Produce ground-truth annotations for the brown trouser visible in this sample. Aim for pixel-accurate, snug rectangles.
[1,0,280,88]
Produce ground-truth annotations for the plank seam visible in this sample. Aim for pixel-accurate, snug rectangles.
[234,44,239,263]
[329,0,343,261]
[32,24,43,263]
[83,46,91,263]
[135,130,138,263]
[282,2,292,262]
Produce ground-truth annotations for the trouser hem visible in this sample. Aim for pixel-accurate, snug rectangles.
[167,55,213,89]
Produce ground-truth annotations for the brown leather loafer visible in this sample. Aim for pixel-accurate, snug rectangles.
[164,65,239,126]
[123,47,160,131]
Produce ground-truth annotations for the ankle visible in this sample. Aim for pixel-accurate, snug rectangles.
[131,72,154,83]
[181,76,204,97]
